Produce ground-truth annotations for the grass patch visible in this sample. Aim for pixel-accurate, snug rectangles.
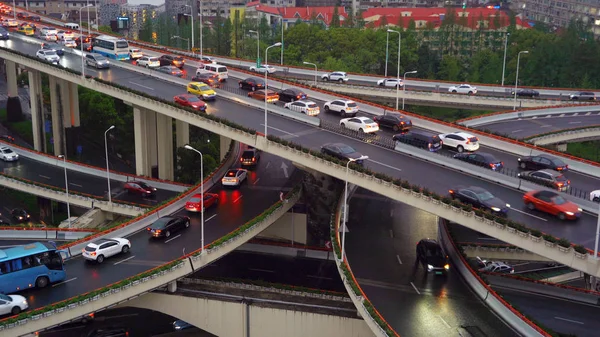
[564,141,600,163]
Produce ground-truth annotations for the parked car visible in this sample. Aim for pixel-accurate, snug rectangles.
[221,168,248,188]
[199,55,216,64]
[0,146,18,161]
[159,54,185,68]
[373,113,412,132]
[416,239,449,275]
[249,64,276,74]
[323,99,359,117]
[517,154,568,171]
[569,91,596,100]
[0,27,9,40]
[449,186,510,215]
[512,89,539,97]
[518,170,570,191]
[123,181,157,197]
[248,89,279,103]
[320,143,366,164]
[238,77,265,91]
[439,132,479,152]
[340,116,379,134]
[523,190,581,220]
[184,193,219,212]
[283,100,320,116]
[377,78,403,87]
[453,152,504,171]
[174,94,207,111]
[321,71,349,82]
[187,82,216,100]
[136,56,160,68]
[147,216,190,238]
[448,84,477,94]
[0,294,28,316]
[11,208,30,222]
[278,88,307,102]
[156,65,184,77]
[393,131,442,152]
[240,148,261,167]
[82,238,131,264]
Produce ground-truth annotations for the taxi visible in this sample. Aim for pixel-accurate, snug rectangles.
[186,82,216,101]
[17,26,34,36]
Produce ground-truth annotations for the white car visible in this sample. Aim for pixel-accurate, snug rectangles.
[137,56,160,68]
[41,32,57,41]
[439,132,480,152]
[0,146,18,162]
[61,39,76,48]
[40,27,58,36]
[323,99,359,117]
[82,238,131,264]
[36,49,60,63]
[377,78,403,88]
[249,64,276,74]
[321,71,349,82]
[340,116,379,134]
[221,168,248,187]
[56,30,74,40]
[129,48,143,59]
[0,294,28,315]
[591,190,600,203]
[1,19,17,27]
[283,100,320,116]
[200,55,216,64]
[448,84,477,95]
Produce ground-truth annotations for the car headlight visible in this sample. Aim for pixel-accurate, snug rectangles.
[444,264,450,270]
[578,208,582,212]
[565,212,574,216]
[506,203,511,208]
[22,301,27,305]
[427,264,433,271]
[18,216,23,220]
[491,207,501,212]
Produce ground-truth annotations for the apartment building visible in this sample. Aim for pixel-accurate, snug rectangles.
[518,0,600,34]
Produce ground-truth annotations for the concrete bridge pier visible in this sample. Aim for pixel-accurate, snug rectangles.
[133,106,158,177]
[48,76,80,156]
[156,113,174,181]
[175,120,189,149]
[27,69,45,151]
[220,135,232,161]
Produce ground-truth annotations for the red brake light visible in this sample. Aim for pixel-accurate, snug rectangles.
[449,190,454,194]
[240,158,243,162]
[146,227,151,231]
[465,139,470,144]
[252,157,256,162]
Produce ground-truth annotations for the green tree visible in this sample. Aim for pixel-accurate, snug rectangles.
[175,140,218,184]
[438,55,461,81]
[330,6,341,28]
[97,25,113,34]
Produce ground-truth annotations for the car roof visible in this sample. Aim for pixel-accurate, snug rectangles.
[88,238,118,247]
[0,146,11,150]
[452,131,476,137]
[536,154,565,164]
[534,169,559,176]
[478,153,498,161]
[533,190,559,198]
[461,186,488,194]
[325,142,350,148]
[355,116,372,121]
[179,94,196,99]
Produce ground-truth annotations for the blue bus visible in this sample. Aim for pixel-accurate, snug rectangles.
[0,242,67,294]
[91,35,130,60]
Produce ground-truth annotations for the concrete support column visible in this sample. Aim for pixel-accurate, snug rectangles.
[175,120,189,148]
[133,106,156,177]
[5,60,18,98]
[219,135,232,161]
[167,280,177,293]
[49,76,63,156]
[68,82,80,127]
[156,113,174,181]
[28,70,44,151]
[59,79,71,128]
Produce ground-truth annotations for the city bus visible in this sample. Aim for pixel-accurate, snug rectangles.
[91,35,130,61]
[0,242,67,294]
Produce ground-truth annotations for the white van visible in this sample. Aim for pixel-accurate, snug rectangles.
[64,23,79,30]
[196,64,228,82]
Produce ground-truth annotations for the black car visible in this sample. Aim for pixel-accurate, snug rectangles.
[453,152,504,171]
[0,27,8,40]
[41,42,64,56]
[373,113,412,132]
[518,169,570,191]
[569,91,596,100]
[517,154,568,171]
[241,148,260,167]
[512,89,539,97]
[147,216,190,238]
[11,208,30,222]
[278,88,307,102]
[393,131,442,152]
[320,143,366,165]
[416,239,449,275]
[449,186,509,215]
[86,327,129,337]
[158,54,185,68]
[239,77,265,91]
[30,16,41,22]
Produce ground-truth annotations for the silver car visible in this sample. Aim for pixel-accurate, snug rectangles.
[85,53,110,69]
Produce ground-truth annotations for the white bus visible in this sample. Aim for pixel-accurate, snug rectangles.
[91,35,130,60]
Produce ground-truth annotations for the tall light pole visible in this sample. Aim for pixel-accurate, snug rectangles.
[501,32,510,87]
[86,0,91,35]
[402,70,417,110]
[94,0,98,31]
[79,4,93,77]
[387,29,401,110]
[303,61,317,86]
[249,30,259,65]
[513,50,528,110]
[184,145,205,253]
[104,125,115,204]
[12,0,15,20]
[171,35,190,51]
[280,19,284,65]
[58,155,71,228]
[184,4,194,54]
[341,155,369,262]
[385,30,391,78]
[199,0,203,58]
[264,42,282,136]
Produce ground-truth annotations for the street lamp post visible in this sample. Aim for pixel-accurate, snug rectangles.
[199,0,203,58]
[264,42,282,137]
[249,30,259,65]
[86,0,91,35]
[303,61,317,86]
[387,29,401,110]
[184,145,205,252]
[171,35,190,52]
[402,70,417,110]
[385,30,391,78]
[513,50,529,110]
[104,125,115,204]
[58,155,71,228]
[341,155,369,262]
[80,4,93,77]
[184,4,194,54]
[501,32,510,87]
[12,0,15,20]
[280,20,284,65]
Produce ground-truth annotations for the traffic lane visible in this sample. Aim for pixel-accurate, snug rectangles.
[0,185,40,225]
[479,114,600,138]
[496,287,600,337]
[22,153,295,309]
[345,189,517,337]
[194,251,344,292]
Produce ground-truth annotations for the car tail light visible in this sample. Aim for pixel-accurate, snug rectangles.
[449,190,454,194]
[489,163,494,168]
[240,158,243,162]
[428,143,432,149]
[400,121,405,124]
[147,227,151,231]
[252,157,255,162]
[465,139,470,144]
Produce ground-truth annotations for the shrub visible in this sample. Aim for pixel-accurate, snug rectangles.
[529,228,542,237]
[411,184,421,193]
[573,244,588,254]
[542,234,557,243]
[557,238,571,248]
[400,180,410,189]
[431,192,441,200]
[441,196,451,204]
[461,204,473,212]
[421,188,431,197]
[474,208,484,217]
[450,199,462,208]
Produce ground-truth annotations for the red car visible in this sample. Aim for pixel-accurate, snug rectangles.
[174,94,207,112]
[185,193,219,212]
[124,181,157,197]
[523,190,582,220]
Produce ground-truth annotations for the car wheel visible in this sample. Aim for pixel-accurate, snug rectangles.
[35,276,49,288]
[379,83,383,86]
[594,197,600,202]
[323,77,329,81]
[468,91,473,95]
[338,78,343,83]
[519,162,527,169]
[393,125,399,132]
[11,306,21,315]
[185,221,190,228]
[341,123,346,128]
[145,65,149,68]
[165,230,171,238]
[96,255,105,264]
[557,212,566,220]
[359,128,365,133]
[526,202,536,210]
[324,106,330,113]
[122,245,130,254]
[452,90,457,93]
[457,145,464,153]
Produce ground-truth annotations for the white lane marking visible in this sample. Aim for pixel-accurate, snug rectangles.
[248,268,275,273]
[554,317,584,325]
[531,116,537,119]
[205,214,217,222]
[104,313,139,320]
[410,282,421,295]
[265,162,271,169]
[573,113,579,116]
[164,234,181,244]
[233,195,243,203]
[39,175,51,179]
[52,277,77,287]
[253,178,261,185]
[586,112,592,115]
[113,255,136,265]
[389,229,394,238]
[559,114,565,117]
[129,81,154,90]
[307,275,333,280]
[540,125,552,128]
[367,158,402,172]
[511,130,522,133]
[568,121,582,124]
[396,255,402,265]
[69,182,83,188]
[509,207,548,221]
[437,315,451,329]
[260,124,297,137]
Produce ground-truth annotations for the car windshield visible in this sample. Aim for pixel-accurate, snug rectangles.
[552,196,567,205]
[551,158,566,167]
[2,148,13,154]
[173,56,184,61]
[116,41,128,48]
[189,197,201,203]
[137,182,150,189]
[45,51,57,56]
[84,245,96,252]
[347,102,357,107]
[95,55,107,61]
[426,247,443,257]
[477,191,494,201]
[242,151,255,158]
[149,57,158,61]
[468,137,478,142]
[307,103,318,108]
[339,145,355,154]
[226,170,237,177]
[150,218,170,229]
[364,118,375,124]
[186,96,200,102]
[0,294,11,301]
[218,68,227,73]
[556,175,568,182]
[198,84,210,91]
